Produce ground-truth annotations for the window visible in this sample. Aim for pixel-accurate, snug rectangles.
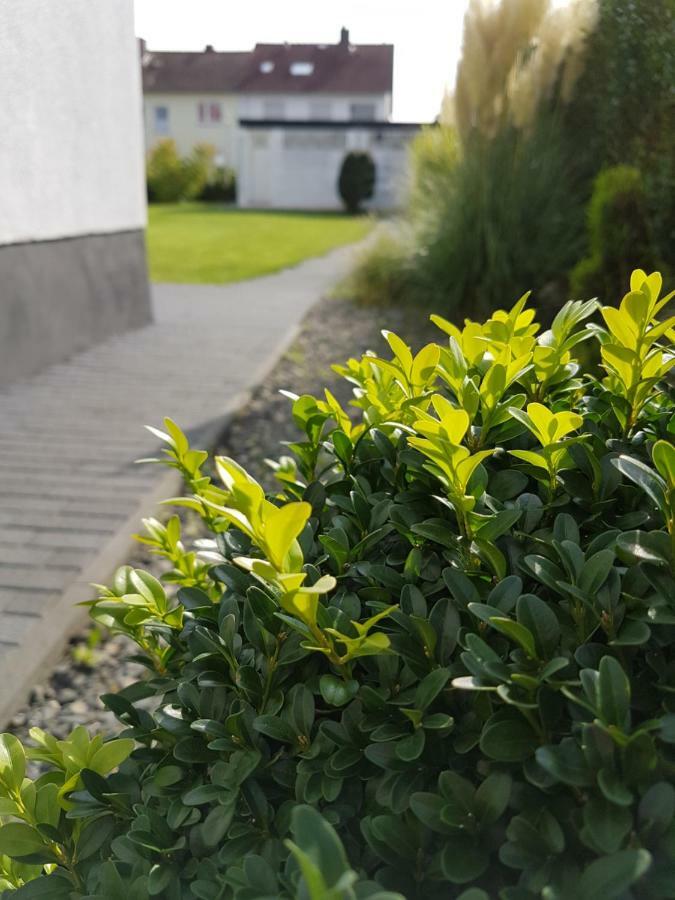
[263,99,285,119]
[260,61,274,73]
[153,105,169,135]
[309,100,331,120]
[198,102,222,125]
[350,102,376,121]
[290,61,314,76]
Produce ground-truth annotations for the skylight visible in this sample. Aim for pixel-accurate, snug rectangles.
[260,61,274,73]
[290,61,314,76]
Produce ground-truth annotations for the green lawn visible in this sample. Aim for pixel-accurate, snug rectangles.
[146,204,373,284]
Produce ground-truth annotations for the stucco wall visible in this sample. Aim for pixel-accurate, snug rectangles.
[0,0,151,386]
[237,125,417,210]
[238,92,391,121]
[0,0,146,245]
[143,93,239,165]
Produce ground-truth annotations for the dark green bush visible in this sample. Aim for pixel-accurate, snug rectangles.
[1,271,674,899]
[338,152,376,214]
[200,166,237,204]
[564,0,675,267]
[414,121,585,318]
[570,166,659,303]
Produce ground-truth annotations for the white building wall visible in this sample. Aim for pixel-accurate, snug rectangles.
[143,93,240,166]
[0,0,146,246]
[238,92,390,122]
[237,126,416,210]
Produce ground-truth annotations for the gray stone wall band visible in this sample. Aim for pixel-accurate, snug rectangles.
[0,230,151,386]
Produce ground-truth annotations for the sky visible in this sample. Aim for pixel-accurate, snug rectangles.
[133,0,471,123]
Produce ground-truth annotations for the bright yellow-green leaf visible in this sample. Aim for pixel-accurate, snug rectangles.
[430,397,470,444]
[601,307,637,349]
[522,403,582,445]
[163,417,190,456]
[383,330,413,377]
[263,502,311,571]
[411,343,440,388]
[281,590,319,629]
[526,403,555,444]
[653,440,675,488]
[455,450,494,490]
[601,343,636,388]
[88,739,135,776]
[623,291,650,332]
[509,449,550,471]
[550,411,584,442]
[0,735,25,793]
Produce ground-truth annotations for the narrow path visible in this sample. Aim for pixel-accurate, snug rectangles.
[0,244,356,723]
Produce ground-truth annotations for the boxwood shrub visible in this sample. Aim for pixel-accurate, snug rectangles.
[1,270,674,899]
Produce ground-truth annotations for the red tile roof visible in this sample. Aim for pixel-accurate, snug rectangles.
[142,49,249,93]
[141,36,393,95]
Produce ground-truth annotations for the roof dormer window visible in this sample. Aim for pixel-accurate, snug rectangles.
[260,60,274,73]
[290,61,314,76]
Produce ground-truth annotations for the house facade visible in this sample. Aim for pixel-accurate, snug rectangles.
[141,29,423,210]
[0,0,150,386]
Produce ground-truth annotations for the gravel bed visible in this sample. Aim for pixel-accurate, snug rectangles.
[7,294,438,741]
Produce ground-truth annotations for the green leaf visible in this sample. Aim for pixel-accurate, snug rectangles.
[319,675,358,707]
[596,656,630,730]
[289,804,351,890]
[480,715,538,762]
[582,795,632,854]
[611,455,667,515]
[409,792,452,834]
[264,501,311,570]
[440,834,489,883]
[148,864,175,896]
[616,530,671,567]
[0,823,49,859]
[474,508,521,541]
[579,549,615,594]
[395,729,425,761]
[88,738,134,775]
[474,772,511,826]
[578,849,652,899]
[414,668,450,710]
[536,739,593,786]
[0,734,26,793]
[516,594,560,657]
[638,781,675,837]
[489,617,537,659]
[653,439,675,486]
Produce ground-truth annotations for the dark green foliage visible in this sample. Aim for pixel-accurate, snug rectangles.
[570,166,659,302]
[338,152,376,214]
[199,166,237,204]
[1,276,674,898]
[564,0,675,269]
[414,121,585,318]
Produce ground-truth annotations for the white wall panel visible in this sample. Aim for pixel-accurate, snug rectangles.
[0,0,146,245]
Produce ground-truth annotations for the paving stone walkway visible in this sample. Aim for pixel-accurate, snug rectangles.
[0,245,356,722]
